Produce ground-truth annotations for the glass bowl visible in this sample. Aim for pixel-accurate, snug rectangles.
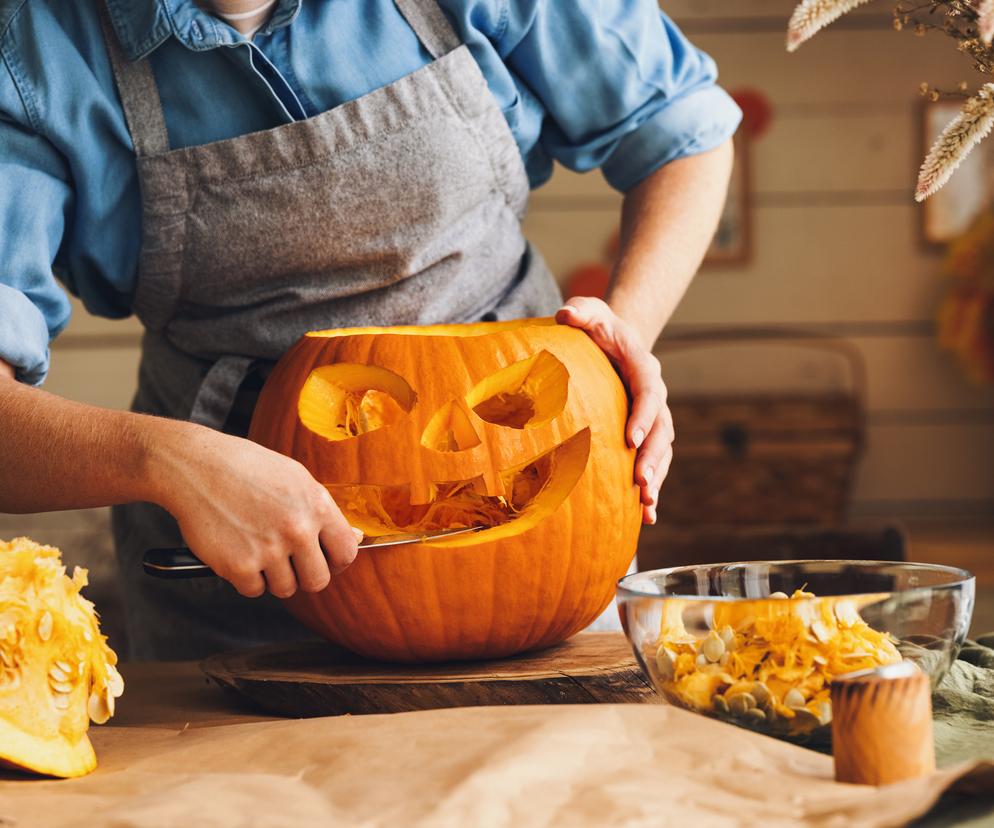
[617,560,975,744]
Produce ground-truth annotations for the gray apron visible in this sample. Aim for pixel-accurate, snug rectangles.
[100,0,562,660]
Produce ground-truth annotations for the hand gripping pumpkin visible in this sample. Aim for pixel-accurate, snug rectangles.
[0,538,124,778]
[249,318,641,662]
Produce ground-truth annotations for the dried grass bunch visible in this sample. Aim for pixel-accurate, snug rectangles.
[787,0,994,200]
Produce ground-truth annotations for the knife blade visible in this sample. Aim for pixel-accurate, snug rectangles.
[142,526,483,579]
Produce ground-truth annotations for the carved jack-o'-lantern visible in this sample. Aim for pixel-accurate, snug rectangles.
[249,318,641,662]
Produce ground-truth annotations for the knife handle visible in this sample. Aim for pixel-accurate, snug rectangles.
[143,547,216,579]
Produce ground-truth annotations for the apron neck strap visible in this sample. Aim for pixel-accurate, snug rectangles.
[393,0,462,59]
[97,2,171,158]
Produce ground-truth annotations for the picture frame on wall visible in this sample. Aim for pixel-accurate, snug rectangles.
[920,99,994,248]
[703,130,751,267]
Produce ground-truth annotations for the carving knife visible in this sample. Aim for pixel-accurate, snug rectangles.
[142,526,482,579]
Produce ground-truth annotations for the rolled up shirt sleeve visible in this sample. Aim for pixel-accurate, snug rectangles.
[0,72,73,385]
[503,0,742,191]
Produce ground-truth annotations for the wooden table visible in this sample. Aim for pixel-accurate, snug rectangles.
[1,638,990,828]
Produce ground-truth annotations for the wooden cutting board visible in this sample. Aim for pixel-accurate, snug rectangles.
[201,632,658,718]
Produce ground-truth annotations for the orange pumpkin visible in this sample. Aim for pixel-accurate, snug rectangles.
[248,318,641,662]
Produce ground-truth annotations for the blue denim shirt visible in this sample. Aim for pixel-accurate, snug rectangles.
[0,0,740,384]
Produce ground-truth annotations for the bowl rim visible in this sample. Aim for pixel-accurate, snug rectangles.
[616,559,976,601]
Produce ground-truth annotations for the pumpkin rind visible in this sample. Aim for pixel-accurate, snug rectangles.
[0,538,124,778]
[249,319,641,662]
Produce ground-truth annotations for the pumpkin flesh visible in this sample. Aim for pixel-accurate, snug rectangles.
[0,538,124,778]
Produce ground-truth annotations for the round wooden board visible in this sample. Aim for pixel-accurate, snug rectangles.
[201,632,659,718]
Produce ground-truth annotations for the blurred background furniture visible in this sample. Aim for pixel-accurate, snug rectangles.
[637,524,906,570]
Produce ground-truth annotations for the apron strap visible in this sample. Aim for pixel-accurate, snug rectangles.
[97,2,171,157]
[189,355,257,429]
[393,0,462,59]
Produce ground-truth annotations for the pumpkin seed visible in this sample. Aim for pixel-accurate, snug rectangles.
[742,708,767,724]
[104,688,116,718]
[817,701,832,725]
[751,682,772,706]
[37,611,53,642]
[712,694,730,715]
[107,666,124,698]
[107,664,124,698]
[769,591,788,599]
[718,626,736,651]
[784,688,806,709]
[0,648,13,668]
[88,691,110,724]
[834,600,859,627]
[49,665,69,683]
[655,646,676,681]
[50,680,74,694]
[53,692,70,710]
[728,692,757,716]
[810,620,832,643]
[792,708,822,731]
[55,659,71,673]
[695,653,710,669]
[701,632,726,663]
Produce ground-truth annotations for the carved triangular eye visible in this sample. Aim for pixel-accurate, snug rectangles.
[421,399,482,452]
[298,364,416,441]
[466,351,568,429]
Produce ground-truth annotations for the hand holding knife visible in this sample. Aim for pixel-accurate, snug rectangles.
[142,526,482,579]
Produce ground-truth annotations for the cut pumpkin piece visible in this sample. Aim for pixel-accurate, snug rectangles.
[0,537,124,778]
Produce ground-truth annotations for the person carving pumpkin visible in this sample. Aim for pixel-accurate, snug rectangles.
[0,0,739,658]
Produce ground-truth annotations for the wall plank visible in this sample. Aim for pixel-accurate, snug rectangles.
[533,110,920,204]
[695,30,966,105]
[524,203,947,325]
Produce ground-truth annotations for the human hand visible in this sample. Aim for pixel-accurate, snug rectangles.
[151,422,361,598]
[556,297,673,524]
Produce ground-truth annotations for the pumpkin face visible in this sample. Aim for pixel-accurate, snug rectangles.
[249,318,641,662]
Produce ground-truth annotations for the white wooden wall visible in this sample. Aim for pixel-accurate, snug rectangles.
[525,0,994,518]
[28,1,994,530]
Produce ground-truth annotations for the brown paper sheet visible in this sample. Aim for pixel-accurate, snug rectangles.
[2,699,991,828]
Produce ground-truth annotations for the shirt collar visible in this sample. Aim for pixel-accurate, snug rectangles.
[103,0,301,60]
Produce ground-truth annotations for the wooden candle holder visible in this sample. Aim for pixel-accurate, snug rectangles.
[831,662,935,785]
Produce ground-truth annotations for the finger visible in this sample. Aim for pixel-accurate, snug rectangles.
[263,559,299,599]
[627,374,666,449]
[556,297,622,357]
[556,295,609,327]
[643,502,657,525]
[636,413,674,501]
[231,570,266,599]
[291,542,332,593]
[319,523,362,574]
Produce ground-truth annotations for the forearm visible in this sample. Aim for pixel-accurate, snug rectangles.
[0,359,182,513]
[607,138,735,349]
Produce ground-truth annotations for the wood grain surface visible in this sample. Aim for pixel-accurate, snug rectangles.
[201,632,658,718]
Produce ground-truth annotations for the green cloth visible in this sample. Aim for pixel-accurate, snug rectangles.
[933,635,994,767]
[914,635,994,828]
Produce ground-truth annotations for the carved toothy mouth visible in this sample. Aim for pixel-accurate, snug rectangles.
[326,428,591,547]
